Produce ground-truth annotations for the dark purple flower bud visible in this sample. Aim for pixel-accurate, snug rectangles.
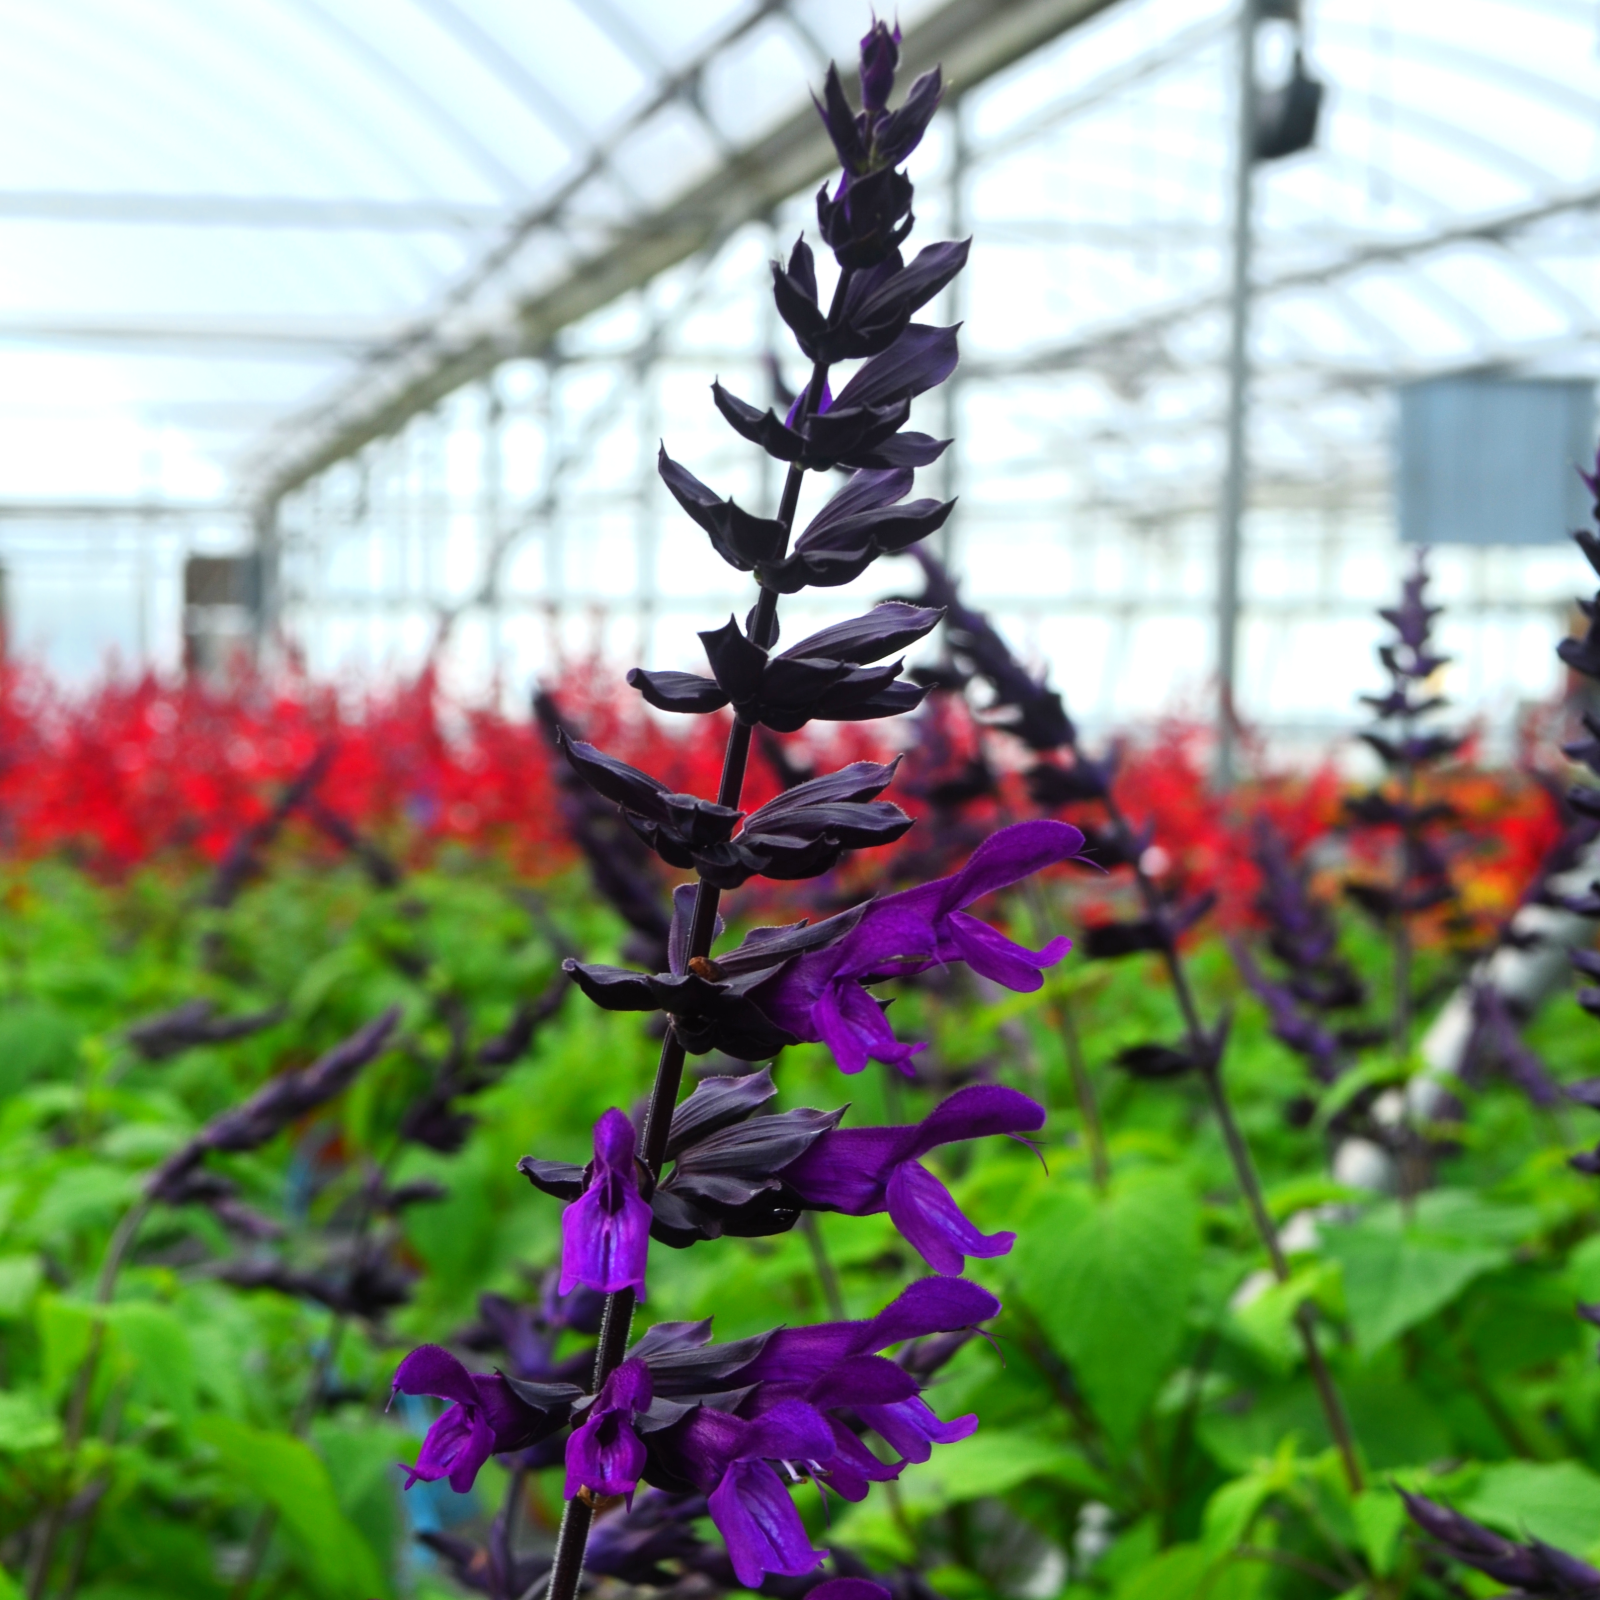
[657,449,787,574]
[391,1345,572,1493]
[630,602,941,730]
[910,547,1077,752]
[1401,1488,1600,1595]
[149,1008,401,1204]
[779,1085,1043,1274]
[566,1358,652,1502]
[859,18,900,113]
[783,241,969,365]
[764,476,954,595]
[755,821,1084,1074]
[124,999,284,1063]
[1231,941,1341,1084]
[561,1109,652,1298]
[713,323,957,473]
[563,727,916,890]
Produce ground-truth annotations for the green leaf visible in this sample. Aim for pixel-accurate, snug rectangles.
[898,1429,1105,1509]
[0,1388,62,1453]
[1459,1460,1600,1556]
[1014,1169,1199,1443]
[24,1167,139,1247]
[0,1256,42,1319]
[1113,1542,1267,1600]
[1321,1195,1516,1354]
[1352,1486,1407,1576]
[0,1004,80,1095]
[107,1302,196,1427]
[36,1295,97,1402]
[1230,1261,1340,1371]
[197,1416,387,1599]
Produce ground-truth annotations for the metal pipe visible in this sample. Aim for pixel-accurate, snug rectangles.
[1215,0,1258,788]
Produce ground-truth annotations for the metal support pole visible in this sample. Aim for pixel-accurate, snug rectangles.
[1215,0,1257,789]
[635,335,660,664]
[479,377,506,690]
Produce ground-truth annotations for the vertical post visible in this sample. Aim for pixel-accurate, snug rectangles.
[252,497,280,667]
[635,333,660,665]
[479,377,506,692]
[1215,0,1257,789]
[940,94,968,566]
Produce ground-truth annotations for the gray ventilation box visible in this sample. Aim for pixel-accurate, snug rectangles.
[1397,376,1595,545]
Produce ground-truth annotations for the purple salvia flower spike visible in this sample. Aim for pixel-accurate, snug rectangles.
[561,1109,651,1298]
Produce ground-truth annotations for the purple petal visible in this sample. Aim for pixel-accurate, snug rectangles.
[708,1459,825,1588]
[821,1418,901,1500]
[905,1085,1045,1160]
[599,1357,653,1415]
[779,1126,907,1211]
[738,1398,837,1466]
[405,1401,497,1494]
[810,1582,892,1600]
[856,1396,978,1463]
[594,1107,637,1172]
[564,1410,648,1499]
[804,1354,920,1410]
[863,1276,1001,1349]
[561,1183,652,1297]
[942,911,1069,992]
[392,1344,480,1410]
[940,820,1085,912]
[887,1160,1015,1275]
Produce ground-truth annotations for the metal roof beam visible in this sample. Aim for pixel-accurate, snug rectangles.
[248,0,1123,511]
[972,179,1600,381]
[0,192,511,230]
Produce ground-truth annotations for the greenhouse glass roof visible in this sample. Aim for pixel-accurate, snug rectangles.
[5,0,1600,736]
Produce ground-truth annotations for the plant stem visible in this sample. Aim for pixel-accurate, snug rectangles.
[26,1196,151,1600]
[1198,1064,1363,1492]
[1097,787,1364,1493]
[800,1213,846,1319]
[1018,876,1108,1192]
[543,271,850,1600]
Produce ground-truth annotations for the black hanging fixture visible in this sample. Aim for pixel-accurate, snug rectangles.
[1252,1,1325,163]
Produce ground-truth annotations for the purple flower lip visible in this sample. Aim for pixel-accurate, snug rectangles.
[558,1108,653,1299]
[565,1358,653,1503]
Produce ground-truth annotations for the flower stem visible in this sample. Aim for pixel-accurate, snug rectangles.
[544,272,851,1600]
[1097,786,1364,1493]
[800,1213,846,1319]
[25,1196,151,1600]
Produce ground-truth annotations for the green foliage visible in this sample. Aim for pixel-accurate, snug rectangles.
[2,847,1600,1600]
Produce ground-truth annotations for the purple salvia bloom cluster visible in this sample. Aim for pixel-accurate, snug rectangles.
[398,1277,995,1583]
[1231,819,1366,1085]
[524,1072,1042,1277]
[393,25,1079,1594]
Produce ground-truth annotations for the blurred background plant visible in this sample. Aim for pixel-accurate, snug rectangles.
[1,549,1597,1598]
